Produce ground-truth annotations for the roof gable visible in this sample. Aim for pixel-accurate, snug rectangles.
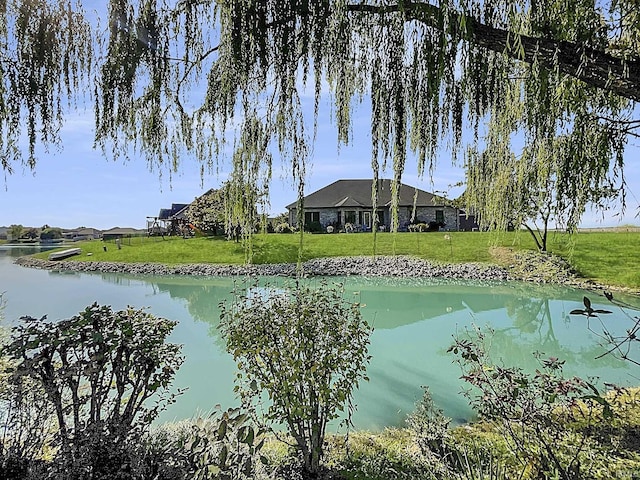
[334,196,365,207]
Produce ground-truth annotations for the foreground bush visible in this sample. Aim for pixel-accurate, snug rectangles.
[448,326,639,480]
[220,281,372,477]
[1,303,183,480]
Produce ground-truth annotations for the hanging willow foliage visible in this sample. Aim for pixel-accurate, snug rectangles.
[1,0,639,235]
[0,0,91,171]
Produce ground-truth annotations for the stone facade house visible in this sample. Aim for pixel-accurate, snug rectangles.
[286,179,462,232]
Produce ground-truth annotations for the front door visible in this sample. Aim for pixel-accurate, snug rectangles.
[363,211,372,229]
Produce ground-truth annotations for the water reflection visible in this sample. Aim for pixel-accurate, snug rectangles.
[0,244,60,257]
[1,249,638,429]
[90,272,638,426]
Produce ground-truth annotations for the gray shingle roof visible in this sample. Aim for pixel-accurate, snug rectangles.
[286,179,446,209]
[158,208,173,220]
[158,203,189,220]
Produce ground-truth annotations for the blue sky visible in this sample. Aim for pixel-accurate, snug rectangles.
[1,99,639,230]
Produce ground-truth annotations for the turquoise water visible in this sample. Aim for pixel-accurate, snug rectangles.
[1,245,638,430]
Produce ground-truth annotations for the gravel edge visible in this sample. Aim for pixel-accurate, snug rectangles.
[15,252,627,294]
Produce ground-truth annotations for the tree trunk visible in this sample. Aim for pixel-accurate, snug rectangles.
[347,1,640,102]
[523,222,545,251]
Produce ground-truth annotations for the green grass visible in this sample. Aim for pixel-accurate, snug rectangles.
[36,230,640,289]
[548,231,640,289]
[267,230,540,264]
[36,235,250,265]
[36,232,539,265]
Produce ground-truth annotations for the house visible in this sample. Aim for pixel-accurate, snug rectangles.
[286,179,461,232]
[458,209,480,231]
[102,227,145,241]
[148,203,190,235]
[453,192,481,231]
[63,227,103,241]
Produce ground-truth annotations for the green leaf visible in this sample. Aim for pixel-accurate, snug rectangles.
[243,426,255,446]
[218,445,228,467]
[217,419,227,440]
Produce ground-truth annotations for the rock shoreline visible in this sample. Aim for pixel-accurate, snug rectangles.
[15,255,510,280]
[14,252,599,288]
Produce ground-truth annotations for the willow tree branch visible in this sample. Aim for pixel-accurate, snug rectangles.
[346,1,640,103]
[592,116,640,137]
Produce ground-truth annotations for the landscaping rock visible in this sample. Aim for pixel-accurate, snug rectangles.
[15,251,611,291]
[15,254,512,281]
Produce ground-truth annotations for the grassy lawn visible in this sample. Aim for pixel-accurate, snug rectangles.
[549,231,640,289]
[255,231,542,263]
[36,230,640,289]
[36,231,539,264]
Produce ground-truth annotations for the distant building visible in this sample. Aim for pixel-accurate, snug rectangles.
[102,227,145,241]
[63,227,103,241]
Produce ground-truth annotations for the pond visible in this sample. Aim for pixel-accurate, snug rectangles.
[1,245,638,431]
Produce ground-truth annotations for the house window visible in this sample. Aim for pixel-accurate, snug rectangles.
[305,211,320,224]
[344,211,356,224]
[436,210,445,223]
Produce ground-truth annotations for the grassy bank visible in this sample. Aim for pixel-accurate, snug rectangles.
[36,230,640,289]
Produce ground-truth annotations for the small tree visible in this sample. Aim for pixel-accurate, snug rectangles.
[7,225,23,242]
[24,228,39,240]
[272,212,288,225]
[2,303,183,479]
[39,227,62,241]
[186,188,226,235]
[220,281,372,477]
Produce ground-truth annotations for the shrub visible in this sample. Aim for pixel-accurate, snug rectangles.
[274,223,293,233]
[2,303,183,479]
[328,429,441,479]
[220,281,372,477]
[408,223,428,232]
[449,326,613,480]
[0,375,54,480]
[304,221,322,233]
[1,297,54,479]
[182,407,265,480]
[406,387,451,460]
[145,406,265,480]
